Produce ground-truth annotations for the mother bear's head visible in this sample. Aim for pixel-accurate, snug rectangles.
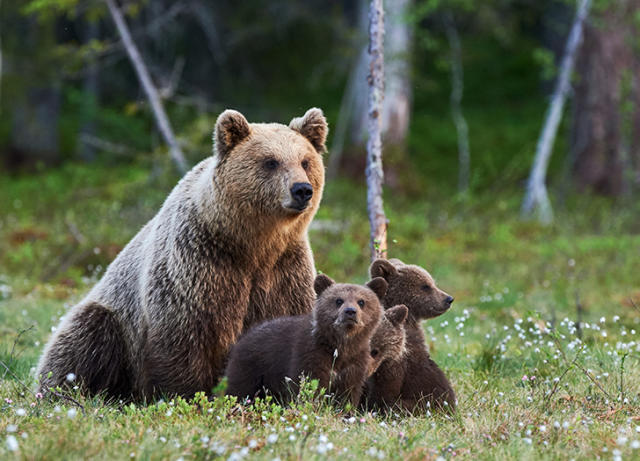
[211,108,327,222]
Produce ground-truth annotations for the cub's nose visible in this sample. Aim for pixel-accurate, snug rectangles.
[445,296,454,305]
[291,182,313,205]
[343,306,357,318]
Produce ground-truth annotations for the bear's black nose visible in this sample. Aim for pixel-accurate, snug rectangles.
[343,306,357,318]
[445,296,454,305]
[291,182,313,205]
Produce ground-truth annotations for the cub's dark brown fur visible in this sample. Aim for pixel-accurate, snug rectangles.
[366,259,456,413]
[368,304,408,376]
[224,275,386,407]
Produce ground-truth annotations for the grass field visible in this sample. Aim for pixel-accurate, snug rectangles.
[1,162,639,460]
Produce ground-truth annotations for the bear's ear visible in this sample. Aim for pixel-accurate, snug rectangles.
[388,258,405,267]
[214,110,251,158]
[369,259,398,280]
[386,304,408,327]
[314,274,335,296]
[289,107,328,154]
[367,277,388,300]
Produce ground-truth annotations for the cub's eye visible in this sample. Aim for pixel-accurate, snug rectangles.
[264,159,279,170]
[301,159,309,170]
[422,284,431,292]
[357,299,365,307]
[371,349,379,358]
[336,298,344,307]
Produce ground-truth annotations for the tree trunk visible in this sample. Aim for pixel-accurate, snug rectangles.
[444,11,470,193]
[382,0,411,148]
[366,0,387,261]
[78,17,100,162]
[521,0,591,223]
[571,0,640,195]
[105,0,188,173]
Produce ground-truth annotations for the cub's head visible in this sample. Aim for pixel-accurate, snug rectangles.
[212,108,327,220]
[312,274,385,342]
[368,304,408,376]
[369,258,454,321]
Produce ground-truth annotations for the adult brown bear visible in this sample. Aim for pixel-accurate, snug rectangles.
[36,108,328,400]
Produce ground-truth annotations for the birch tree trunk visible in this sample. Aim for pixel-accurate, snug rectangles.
[105,0,188,173]
[366,0,387,260]
[521,0,591,223]
[444,12,470,193]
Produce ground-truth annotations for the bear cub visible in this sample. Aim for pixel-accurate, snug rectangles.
[366,258,456,413]
[368,304,408,376]
[224,274,387,407]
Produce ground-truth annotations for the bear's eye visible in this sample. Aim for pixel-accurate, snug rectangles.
[422,284,432,292]
[371,349,379,358]
[301,159,310,170]
[336,298,344,307]
[357,299,365,307]
[264,159,279,170]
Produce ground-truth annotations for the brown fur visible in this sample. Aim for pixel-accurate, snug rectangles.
[224,275,386,407]
[366,258,456,413]
[37,108,328,400]
[368,304,408,376]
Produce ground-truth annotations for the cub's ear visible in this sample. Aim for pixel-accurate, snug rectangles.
[369,259,398,280]
[214,109,251,158]
[366,277,388,300]
[386,304,408,327]
[314,274,335,296]
[289,107,328,154]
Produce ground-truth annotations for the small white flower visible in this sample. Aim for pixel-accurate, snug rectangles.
[6,425,17,433]
[318,434,328,443]
[617,436,628,446]
[248,439,257,449]
[67,408,77,419]
[6,435,19,452]
[66,373,76,382]
[523,437,532,445]
[539,425,546,433]
[15,408,26,416]
[267,433,278,444]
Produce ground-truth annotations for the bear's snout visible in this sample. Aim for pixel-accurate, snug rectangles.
[290,182,313,209]
[343,306,357,319]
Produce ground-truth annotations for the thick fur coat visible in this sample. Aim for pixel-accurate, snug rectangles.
[366,259,457,412]
[224,275,386,407]
[37,108,328,400]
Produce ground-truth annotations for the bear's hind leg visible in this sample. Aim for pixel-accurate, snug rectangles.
[37,302,132,400]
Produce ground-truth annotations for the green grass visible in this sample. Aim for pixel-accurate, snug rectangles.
[1,163,640,460]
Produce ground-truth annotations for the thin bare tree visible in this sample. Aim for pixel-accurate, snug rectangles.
[366,0,387,260]
[104,0,188,173]
[444,11,470,193]
[521,0,591,223]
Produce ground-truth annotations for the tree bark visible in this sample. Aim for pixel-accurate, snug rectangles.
[444,11,470,193]
[382,0,411,148]
[78,17,100,162]
[104,0,188,173]
[571,0,640,195]
[366,0,387,260]
[521,0,591,223]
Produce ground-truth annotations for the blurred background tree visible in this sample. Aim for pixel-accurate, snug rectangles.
[1,0,639,205]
